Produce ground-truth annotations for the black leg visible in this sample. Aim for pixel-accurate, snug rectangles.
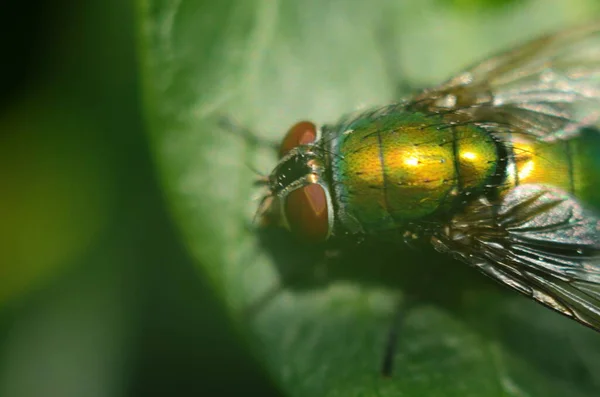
[375,22,424,101]
[217,115,280,152]
[380,295,415,377]
[242,239,334,321]
[242,280,284,320]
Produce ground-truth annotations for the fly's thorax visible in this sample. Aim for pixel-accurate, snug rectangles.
[327,110,498,234]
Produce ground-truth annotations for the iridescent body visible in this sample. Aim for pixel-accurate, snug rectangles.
[257,23,600,333]
[323,105,600,235]
[327,108,497,233]
[508,127,600,207]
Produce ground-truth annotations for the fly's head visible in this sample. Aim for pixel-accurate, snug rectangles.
[256,121,334,243]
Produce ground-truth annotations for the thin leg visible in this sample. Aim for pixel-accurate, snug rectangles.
[380,295,415,377]
[375,23,423,100]
[243,239,335,320]
[218,115,279,152]
[242,281,284,320]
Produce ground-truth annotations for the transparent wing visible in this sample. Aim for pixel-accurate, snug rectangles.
[410,23,600,141]
[432,184,600,331]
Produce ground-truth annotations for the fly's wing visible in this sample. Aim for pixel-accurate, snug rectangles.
[410,23,600,141]
[432,184,600,331]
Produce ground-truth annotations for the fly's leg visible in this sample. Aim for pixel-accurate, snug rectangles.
[218,115,279,153]
[380,295,416,377]
[313,248,342,284]
[242,280,285,320]
[242,245,339,320]
[375,22,423,100]
[382,50,422,100]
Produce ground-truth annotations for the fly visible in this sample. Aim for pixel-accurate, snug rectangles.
[247,22,600,334]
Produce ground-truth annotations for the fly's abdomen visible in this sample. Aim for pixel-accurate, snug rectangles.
[501,128,600,212]
[502,134,575,194]
[575,129,600,210]
[332,112,498,233]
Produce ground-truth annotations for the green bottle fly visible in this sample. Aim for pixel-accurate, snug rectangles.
[257,22,600,333]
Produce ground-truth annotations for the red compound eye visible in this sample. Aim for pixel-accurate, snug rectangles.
[279,121,317,158]
[284,184,329,243]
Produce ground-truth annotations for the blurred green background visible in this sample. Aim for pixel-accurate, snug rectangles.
[0,0,279,396]
[2,0,600,396]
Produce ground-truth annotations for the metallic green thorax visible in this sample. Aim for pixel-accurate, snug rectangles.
[322,105,600,236]
[325,107,497,234]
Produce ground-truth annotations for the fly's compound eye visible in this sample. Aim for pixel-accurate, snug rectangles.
[284,183,329,243]
[279,121,317,158]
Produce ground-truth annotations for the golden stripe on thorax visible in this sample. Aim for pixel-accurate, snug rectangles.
[334,112,499,233]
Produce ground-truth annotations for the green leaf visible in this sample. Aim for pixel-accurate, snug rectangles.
[137,0,600,395]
